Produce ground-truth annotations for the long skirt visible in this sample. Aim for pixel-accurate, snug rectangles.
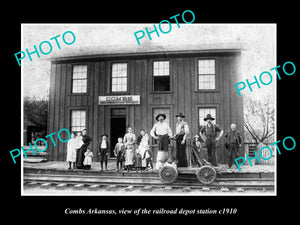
[76,147,86,169]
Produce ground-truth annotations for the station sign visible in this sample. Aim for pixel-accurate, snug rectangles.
[99,95,140,105]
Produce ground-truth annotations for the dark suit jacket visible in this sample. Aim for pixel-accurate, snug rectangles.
[98,140,110,155]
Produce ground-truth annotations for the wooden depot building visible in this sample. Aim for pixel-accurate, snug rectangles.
[47,44,244,164]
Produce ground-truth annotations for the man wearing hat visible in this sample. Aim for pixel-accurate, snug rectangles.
[225,123,242,168]
[150,114,173,169]
[98,134,110,171]
[200,114,224,167]
[172,112,190,167]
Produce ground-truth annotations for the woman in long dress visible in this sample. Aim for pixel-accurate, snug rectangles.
[123,126,137,171]
[66,132,83,169]
[76,129,92,169]
[123,126,136,149]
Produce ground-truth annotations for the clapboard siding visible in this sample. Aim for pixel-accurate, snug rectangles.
[48,51,243,163]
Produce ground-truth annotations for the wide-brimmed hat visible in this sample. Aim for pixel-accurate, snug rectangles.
[175,112,185,118]
[155,113,167,121]
[204,114,215,121]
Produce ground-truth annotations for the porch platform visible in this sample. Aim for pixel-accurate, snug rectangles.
[23,160,275,179]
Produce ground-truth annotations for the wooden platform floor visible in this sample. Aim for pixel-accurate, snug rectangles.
[23,160,275,174]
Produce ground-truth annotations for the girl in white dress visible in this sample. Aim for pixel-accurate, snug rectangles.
[124,144,135,172]
[66,132,83,169]
[137,129,149,169]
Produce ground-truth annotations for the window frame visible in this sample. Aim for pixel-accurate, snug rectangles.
[110,62,129,94]
[152,60,172,93]
[196,58,218,92]
[71,64,88,94]
[70,108,87,133]
[198,107,218,128]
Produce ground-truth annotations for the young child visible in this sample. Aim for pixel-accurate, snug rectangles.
[83,148,93,170]
[143,148,153,170]
[98,134,109,171]
[191,134,203,167]
[114,137,125,171]
[135,148,142,171]
[124,144,135,172]
[66,132,83,169]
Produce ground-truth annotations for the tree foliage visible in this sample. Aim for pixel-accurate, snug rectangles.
[243,95,275,144]
[24,96,48,130]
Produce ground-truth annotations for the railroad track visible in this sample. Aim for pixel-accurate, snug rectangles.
[23,172,275,193]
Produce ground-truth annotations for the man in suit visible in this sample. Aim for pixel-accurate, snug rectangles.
[225,123,242,168]
[98,134,110,171]
[172,112,190,167]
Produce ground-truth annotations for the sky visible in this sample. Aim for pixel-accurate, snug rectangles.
[21,23,276,101]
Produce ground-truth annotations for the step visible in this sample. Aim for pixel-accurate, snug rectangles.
[23,157,47,163]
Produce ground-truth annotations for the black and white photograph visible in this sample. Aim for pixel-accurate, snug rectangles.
[21,23,276,196]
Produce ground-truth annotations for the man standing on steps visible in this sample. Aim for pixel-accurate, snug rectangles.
[200,114,223,167]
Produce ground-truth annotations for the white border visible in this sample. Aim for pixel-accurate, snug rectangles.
[20,23,277,196]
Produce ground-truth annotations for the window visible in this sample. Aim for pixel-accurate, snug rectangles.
[71,110,86,132]
[199,108,216,127]
[112,63,127,92]
[198,59,216,90]
[153,61,170,92]
[72,65,87,93]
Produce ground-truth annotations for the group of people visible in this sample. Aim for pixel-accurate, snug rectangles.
[65,127,154,172]
[66,112,243,171]
[66,129,92,170]
[112,128,154,172]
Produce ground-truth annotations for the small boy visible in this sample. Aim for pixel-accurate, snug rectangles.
[83,148,93,170]
[143,148,153,170]
[98,134,110,171]
[114,137,125,171]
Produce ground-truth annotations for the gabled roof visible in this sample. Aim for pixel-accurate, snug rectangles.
[50,42,243,63]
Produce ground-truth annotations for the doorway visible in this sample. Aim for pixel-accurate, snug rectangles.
[110,108,127,157]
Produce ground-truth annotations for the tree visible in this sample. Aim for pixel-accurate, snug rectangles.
[24,96,48,130]
[243,95,275,144]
